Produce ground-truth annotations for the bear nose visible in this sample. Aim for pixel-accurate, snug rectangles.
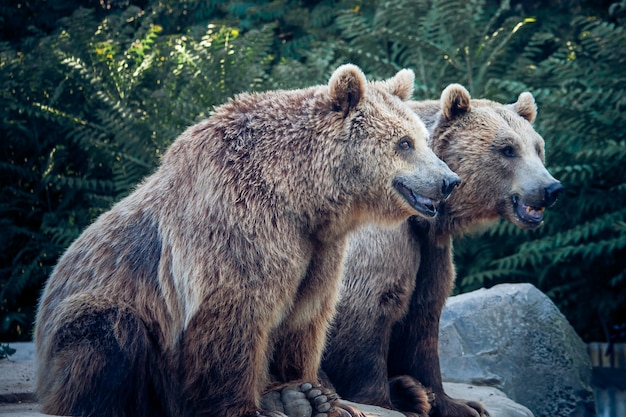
[442,174,461,198]
[544,181,563,208]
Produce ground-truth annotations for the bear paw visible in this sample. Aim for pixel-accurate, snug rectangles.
[389,375,433,417]
[435,395,490,417]
[260,382,365,417]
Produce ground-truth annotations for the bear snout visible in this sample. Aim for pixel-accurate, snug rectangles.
[441,174,461,198]
[543,181,563,208]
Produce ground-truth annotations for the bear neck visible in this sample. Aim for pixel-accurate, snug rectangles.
[431,198,499,239]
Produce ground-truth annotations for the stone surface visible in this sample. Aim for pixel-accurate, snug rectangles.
[0,402,47,417]
[443,383,533,417]
[439,283,596,417]
[0,342,41,416]
[340,401,403,417]
[0,343,36,404]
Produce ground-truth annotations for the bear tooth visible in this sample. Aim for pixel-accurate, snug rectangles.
[525,205,544,214]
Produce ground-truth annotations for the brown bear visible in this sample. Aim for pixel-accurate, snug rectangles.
[34,64,460,417]
[320,84,563,417]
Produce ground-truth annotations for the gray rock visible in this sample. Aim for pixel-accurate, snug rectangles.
[439,283,596,417]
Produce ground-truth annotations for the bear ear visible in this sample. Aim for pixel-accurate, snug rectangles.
[329,64,367,116]
[380,69,415,101]
[512,92,537,123]
[441,83,471,121]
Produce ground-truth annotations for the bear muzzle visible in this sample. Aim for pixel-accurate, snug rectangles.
[512,180,563,228]
[393,172,460,218]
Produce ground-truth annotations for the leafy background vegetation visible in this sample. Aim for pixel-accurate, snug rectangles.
[1,0,624,343]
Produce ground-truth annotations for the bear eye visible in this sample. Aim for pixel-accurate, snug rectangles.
[501,145,516,158]
[398,137,413,151]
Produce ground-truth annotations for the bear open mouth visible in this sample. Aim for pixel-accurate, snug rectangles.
[393,180,437,218]
[513,195,545,227]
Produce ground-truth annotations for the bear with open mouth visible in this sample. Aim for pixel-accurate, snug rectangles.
[34,65,460,417]
[320,84,562,417]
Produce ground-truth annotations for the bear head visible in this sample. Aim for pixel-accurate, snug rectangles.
[325,65,460,226]
[411,84,563,234]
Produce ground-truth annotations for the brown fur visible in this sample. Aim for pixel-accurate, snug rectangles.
[34,65,459,417]
[321,85,562,417]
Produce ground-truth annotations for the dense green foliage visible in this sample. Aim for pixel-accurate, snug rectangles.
[1,1,279,339]
[1,0,624,342]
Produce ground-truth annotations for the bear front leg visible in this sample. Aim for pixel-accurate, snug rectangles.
[322,223,422,411]
[181,300,288,417]
[388,229,488,417]
[269,242,366,417]
[321,308,395,408]
[271,321,365,417]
